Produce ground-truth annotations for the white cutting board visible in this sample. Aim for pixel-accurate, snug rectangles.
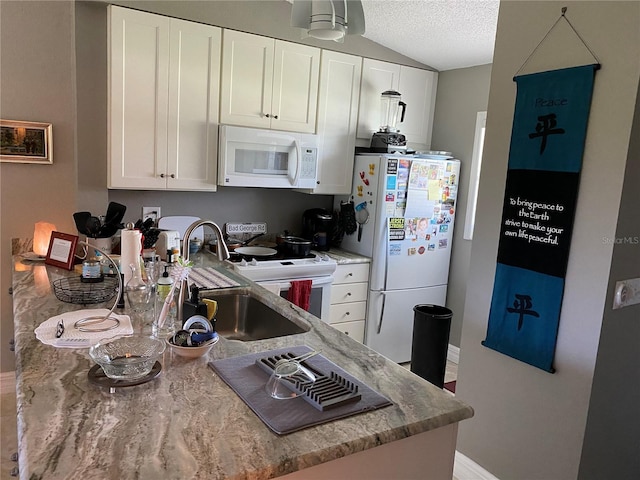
[158,216,204,241]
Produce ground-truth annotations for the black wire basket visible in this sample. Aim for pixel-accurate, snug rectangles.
[53,276,119,305]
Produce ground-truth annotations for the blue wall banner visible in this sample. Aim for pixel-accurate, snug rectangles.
[483,65,597,372]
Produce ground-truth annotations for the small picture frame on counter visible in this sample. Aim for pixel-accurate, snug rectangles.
[0,119,53,164]
[45,232,78,271]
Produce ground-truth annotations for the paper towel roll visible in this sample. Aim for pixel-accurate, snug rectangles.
[120,229,142,285]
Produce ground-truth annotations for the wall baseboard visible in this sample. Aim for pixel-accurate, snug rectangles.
[454,451,500,480]
[448,344,460,364]
[1,371,16,395]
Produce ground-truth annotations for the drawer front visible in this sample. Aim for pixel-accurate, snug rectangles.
[329,301,366,324]
[331,320,365,343]
[330,282,368,304]
[333,263,369,284]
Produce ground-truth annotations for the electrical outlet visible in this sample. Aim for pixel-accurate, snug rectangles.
[142,207,161,225]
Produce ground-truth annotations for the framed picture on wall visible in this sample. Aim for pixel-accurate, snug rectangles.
[0,119,53,164]
[45,232,78,271]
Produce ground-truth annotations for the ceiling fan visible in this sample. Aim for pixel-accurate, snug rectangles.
[290,0,366,43]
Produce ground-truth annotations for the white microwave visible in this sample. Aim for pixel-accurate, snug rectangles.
[218,125,318,189]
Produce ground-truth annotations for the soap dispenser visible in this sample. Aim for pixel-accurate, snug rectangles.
[153,265,176,338]
[182,285,208,322]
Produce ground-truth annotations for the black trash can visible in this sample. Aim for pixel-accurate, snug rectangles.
[410,304,453,388]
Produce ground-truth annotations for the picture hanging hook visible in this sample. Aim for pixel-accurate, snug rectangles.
[513,5,600,79]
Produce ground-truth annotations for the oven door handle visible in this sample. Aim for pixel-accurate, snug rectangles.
[256,281,286,295]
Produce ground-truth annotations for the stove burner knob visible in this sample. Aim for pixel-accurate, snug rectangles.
[250,258,259,266]
[240,258,248,266]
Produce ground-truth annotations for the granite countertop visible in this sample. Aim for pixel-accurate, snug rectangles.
[323,248,371,264]
[12,251,472,479]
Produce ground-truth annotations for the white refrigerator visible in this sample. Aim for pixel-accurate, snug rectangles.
[340,153,460,363]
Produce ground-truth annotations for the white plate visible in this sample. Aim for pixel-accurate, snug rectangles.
[234,246,277,257]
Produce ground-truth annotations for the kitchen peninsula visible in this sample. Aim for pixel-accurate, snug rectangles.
[11,251,472,479]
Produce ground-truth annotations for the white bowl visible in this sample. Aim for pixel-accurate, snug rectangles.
[166,333,219,359]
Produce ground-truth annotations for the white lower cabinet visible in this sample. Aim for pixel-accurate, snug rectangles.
[329,263,370,343]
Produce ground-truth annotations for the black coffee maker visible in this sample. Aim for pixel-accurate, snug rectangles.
[302,208,333,251]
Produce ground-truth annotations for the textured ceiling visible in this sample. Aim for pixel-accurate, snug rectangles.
[285,0,499,71]
[360,0,499,71]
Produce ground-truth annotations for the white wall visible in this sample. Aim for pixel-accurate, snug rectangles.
[456,1,640,479]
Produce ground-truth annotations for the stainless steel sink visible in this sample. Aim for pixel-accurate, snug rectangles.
[207,291,309,341]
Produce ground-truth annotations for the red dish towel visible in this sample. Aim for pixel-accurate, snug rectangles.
[287,280,313,311]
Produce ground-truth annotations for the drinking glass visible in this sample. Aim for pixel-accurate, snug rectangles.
[125,263,153,332]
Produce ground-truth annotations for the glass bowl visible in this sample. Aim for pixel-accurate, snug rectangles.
[265,361,316,400]
[89,335,165,380]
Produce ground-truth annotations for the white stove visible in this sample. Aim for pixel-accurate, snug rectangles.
[226,252,337,322]
[226,252,337,282]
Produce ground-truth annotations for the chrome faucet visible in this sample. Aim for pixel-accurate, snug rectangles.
[177,219,230,323]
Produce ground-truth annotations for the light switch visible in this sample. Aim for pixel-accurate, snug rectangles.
[612,278,640,309]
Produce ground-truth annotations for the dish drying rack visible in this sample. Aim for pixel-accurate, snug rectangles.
[256,352,362,411]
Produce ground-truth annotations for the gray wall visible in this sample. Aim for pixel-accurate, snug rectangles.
[456,1,640,479]
[430,64,492,347]
[0,1,78,373]
[578,73,640,480]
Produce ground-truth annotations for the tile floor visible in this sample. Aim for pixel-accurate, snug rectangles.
[0,360,458,478]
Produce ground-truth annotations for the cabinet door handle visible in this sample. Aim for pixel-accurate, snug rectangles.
[346,292,352,296]
[345,311,350,315]
[273,115,278,119]
[347,272,353,277]
[170,174,175,178]
[265,113,270,118]
[160,173,165,178]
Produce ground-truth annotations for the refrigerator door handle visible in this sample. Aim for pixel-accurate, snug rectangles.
[383,218,389,292]
[376,291,387,334]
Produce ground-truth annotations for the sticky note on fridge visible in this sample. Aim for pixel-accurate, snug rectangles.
[428,179,440,200]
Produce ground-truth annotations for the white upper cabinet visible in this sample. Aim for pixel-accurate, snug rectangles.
[357,58,438,150]
[108,6,221,191]
[220,30,320,133]
[357,59,401,139]
[398,65,438,149]
[299,50,362,195]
